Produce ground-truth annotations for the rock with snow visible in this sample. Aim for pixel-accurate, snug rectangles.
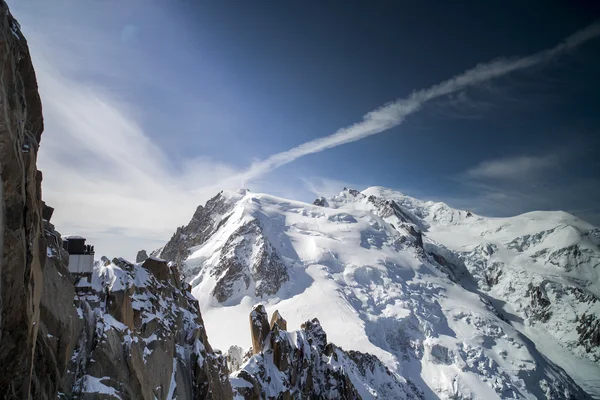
[227,345,244,373]
[313,196,329,207]
[157,191,239,268]
[68,257,232,399]
[232,312,423,399]
[211,219,289,303]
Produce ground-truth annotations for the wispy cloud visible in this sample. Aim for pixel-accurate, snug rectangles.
[464,155,559,180]
[36,59,247,258]
[236,22,600,182]
[450,177,600,225]
[450,149,600,224]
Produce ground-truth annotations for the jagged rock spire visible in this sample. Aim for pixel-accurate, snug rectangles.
[136,249,148,263]
[270,309,287,331]
[249,305,270,355]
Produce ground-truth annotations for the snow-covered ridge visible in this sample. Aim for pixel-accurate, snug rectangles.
[156,186,599,399]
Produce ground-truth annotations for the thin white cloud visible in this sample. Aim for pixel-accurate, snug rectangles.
[465,155,559,180]
[236,22,600,183]
[449,147,600,224]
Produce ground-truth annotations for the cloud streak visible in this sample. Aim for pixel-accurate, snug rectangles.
[465,155,559,180]
[238,22,600,182]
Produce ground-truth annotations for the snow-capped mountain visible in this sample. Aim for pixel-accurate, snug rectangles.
[156,187,600,399]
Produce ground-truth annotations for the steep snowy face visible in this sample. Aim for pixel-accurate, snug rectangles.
[209,219,289,303]
[156,190,245,268]
[155,189,290,305]
[165,188,595,399]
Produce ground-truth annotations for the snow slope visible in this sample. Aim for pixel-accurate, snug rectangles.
[363,186,600,397]
[157,187,598,399]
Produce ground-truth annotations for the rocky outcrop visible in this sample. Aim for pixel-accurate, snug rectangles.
[578,313,600,358]
[249,305,270,355]
[135,249,148,263]
[226,345,244,373]
[461,233,600,364]
[528,283,552,323]
[313,197,328,207]
[0,2,46,397]
[270,309,287,331]
[233,310,423,400]
[68,259,233,400]
[364,194,426,248]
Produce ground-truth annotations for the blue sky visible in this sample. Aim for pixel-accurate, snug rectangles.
[10,0,600,259]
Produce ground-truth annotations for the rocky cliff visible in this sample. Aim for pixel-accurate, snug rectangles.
[0,2,46,396]
[66,256,232,399]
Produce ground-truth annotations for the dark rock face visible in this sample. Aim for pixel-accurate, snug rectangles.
[233,311,423,400]
[0,2,46,397]
[158,192,236,268]
[142,256,171,282]
[41,201,54,221]
[136,249,148,263]
[529,284,552,323]
[32,221,83,399]
[313,197,329,207]
[212,219,288,303]
[578,313,600,358]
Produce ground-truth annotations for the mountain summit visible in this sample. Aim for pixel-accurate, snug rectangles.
[155,187,600,399]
